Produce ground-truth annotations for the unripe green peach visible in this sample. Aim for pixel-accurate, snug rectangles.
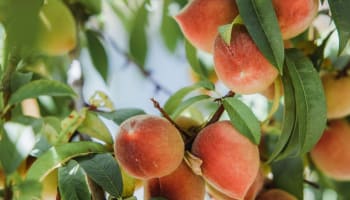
[175,0,238,53]
[273,0,319,39]
[257,189,297,200]
[37,0,77,55]
[192,121,260,199]
[322,73,350,119]
[114,115,184,179]
[310,119,350,180]
[144,161,206,200]
[214,25,279,94]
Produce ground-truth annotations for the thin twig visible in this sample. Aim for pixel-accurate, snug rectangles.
[206,91,235,126]
[150,98,191,139]
[304,179,320,189]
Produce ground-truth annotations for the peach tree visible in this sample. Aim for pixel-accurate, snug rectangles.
[0,0,350,199]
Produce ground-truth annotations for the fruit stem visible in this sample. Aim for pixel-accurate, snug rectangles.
[206,91,235,126]
[150,98,192,140]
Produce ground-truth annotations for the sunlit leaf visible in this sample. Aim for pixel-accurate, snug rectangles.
[223,97,261,145]
[26,141,108,181]
[9,80,76,105]
[12,180,42,200]
[0,122,35,174]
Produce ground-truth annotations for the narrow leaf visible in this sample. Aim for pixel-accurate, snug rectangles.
[86,30,109,81]
[129,0,149,67]
[77,153,123,198]
[285,49,327,154]
[161,0,181,52]
[78,111,113,144]
[236,0,284,72]
[267,66,297,162]
[26,141,108,181]
[58,160,91,200]
[164,81,214,115]
[9,80,75,105]
[328,0,350,54]
[96,108,146,125]
[170,94,211,119]
[57,110,86,144]
[223,97,261,145]
[185,40,207,78]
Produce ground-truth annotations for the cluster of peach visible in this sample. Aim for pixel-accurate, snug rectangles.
[113,0,350,199]
[114,115,297,200]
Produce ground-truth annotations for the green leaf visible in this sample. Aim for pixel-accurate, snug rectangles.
[129,0,149,67]
[86,29,109,81]
[161,0,181,52]
[267,66,297,162]
[26,141,108,181]
[328,0,350,54]
[96,108,146,125]
[236,0,284,73]
[78,111,113,144]
[218,16,243,45]
[285,49,327,154]
[77,153,123,198]
[57,110,86,144]
[0,122,35,174]
[12,180,42,200]
[268,49,327,162]
[8,80,76,105]
[271,156,304,200]
[185,40,208,79]
[12,115,43,134]
[223,97,261,145]
[164,81,214,115]
[3,0,43,57]
[10,71,33,92]
[76,0,101,14]
[170,94,211,119]
[58,160,91,200]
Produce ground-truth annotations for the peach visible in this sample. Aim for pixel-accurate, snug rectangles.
[257,189,297,200]
[114,115,184,179]
[175,0,238,53]
[208,167,265,200]
[37,0,77,55]
[144,161,206,200]
[310,119,350,180]
[321,73,350,119]
[192,121,260,199]
[273,0,319,39]
[214,25,279,94]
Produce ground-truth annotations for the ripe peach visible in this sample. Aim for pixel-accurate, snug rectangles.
[214,25,279,94]
[257,189,297,200]
[208,167,265,200]
[321,73,350,119]
[37,0,77,55]
[175,0,238,53]
[273,0,319,39]
[144,161,206,200]
[114,115,184,179]
[192,121,260,199]
[310,119,350,180]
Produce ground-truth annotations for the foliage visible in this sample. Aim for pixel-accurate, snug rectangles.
[0,0,349,199]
